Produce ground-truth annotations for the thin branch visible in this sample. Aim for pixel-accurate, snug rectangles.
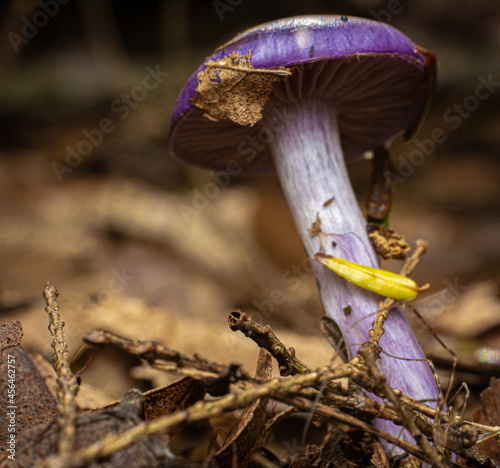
[43,283,79,454]
[369,239,429,344]
[228,310,310,376]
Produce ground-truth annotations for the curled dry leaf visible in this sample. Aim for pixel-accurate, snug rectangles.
[144,377,206,458]
[144,377,206,422]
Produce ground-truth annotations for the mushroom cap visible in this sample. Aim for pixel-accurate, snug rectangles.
[168,15,434,173]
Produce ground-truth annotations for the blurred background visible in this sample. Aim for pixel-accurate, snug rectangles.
[0,0,499,412]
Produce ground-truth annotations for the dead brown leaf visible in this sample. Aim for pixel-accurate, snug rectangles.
[144,376,206,422]
[0,341,57,459]
[0,320,23,364]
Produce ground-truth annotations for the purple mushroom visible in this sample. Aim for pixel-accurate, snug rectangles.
[168,15,438,449]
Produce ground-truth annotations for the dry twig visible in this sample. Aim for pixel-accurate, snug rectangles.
[228,309,310,376]
[369,239,429,344]
[43,283,79,454]
[83,328,258,387]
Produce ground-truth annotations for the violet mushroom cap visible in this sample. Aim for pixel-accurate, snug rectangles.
[169,15,432,173]
[168,15,438,450]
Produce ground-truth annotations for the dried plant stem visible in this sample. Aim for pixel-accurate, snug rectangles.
[34,275,497,468]
[39,345,453,468]
[43,283,79,454]
[369,239,429,344]
[401,239,429,277]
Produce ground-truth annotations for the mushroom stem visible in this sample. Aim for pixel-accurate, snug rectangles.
[270,98,439,443]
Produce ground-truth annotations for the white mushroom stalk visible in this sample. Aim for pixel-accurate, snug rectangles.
[269,98,439,442]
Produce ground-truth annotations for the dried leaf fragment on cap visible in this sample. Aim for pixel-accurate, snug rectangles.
[190,51,290,126]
